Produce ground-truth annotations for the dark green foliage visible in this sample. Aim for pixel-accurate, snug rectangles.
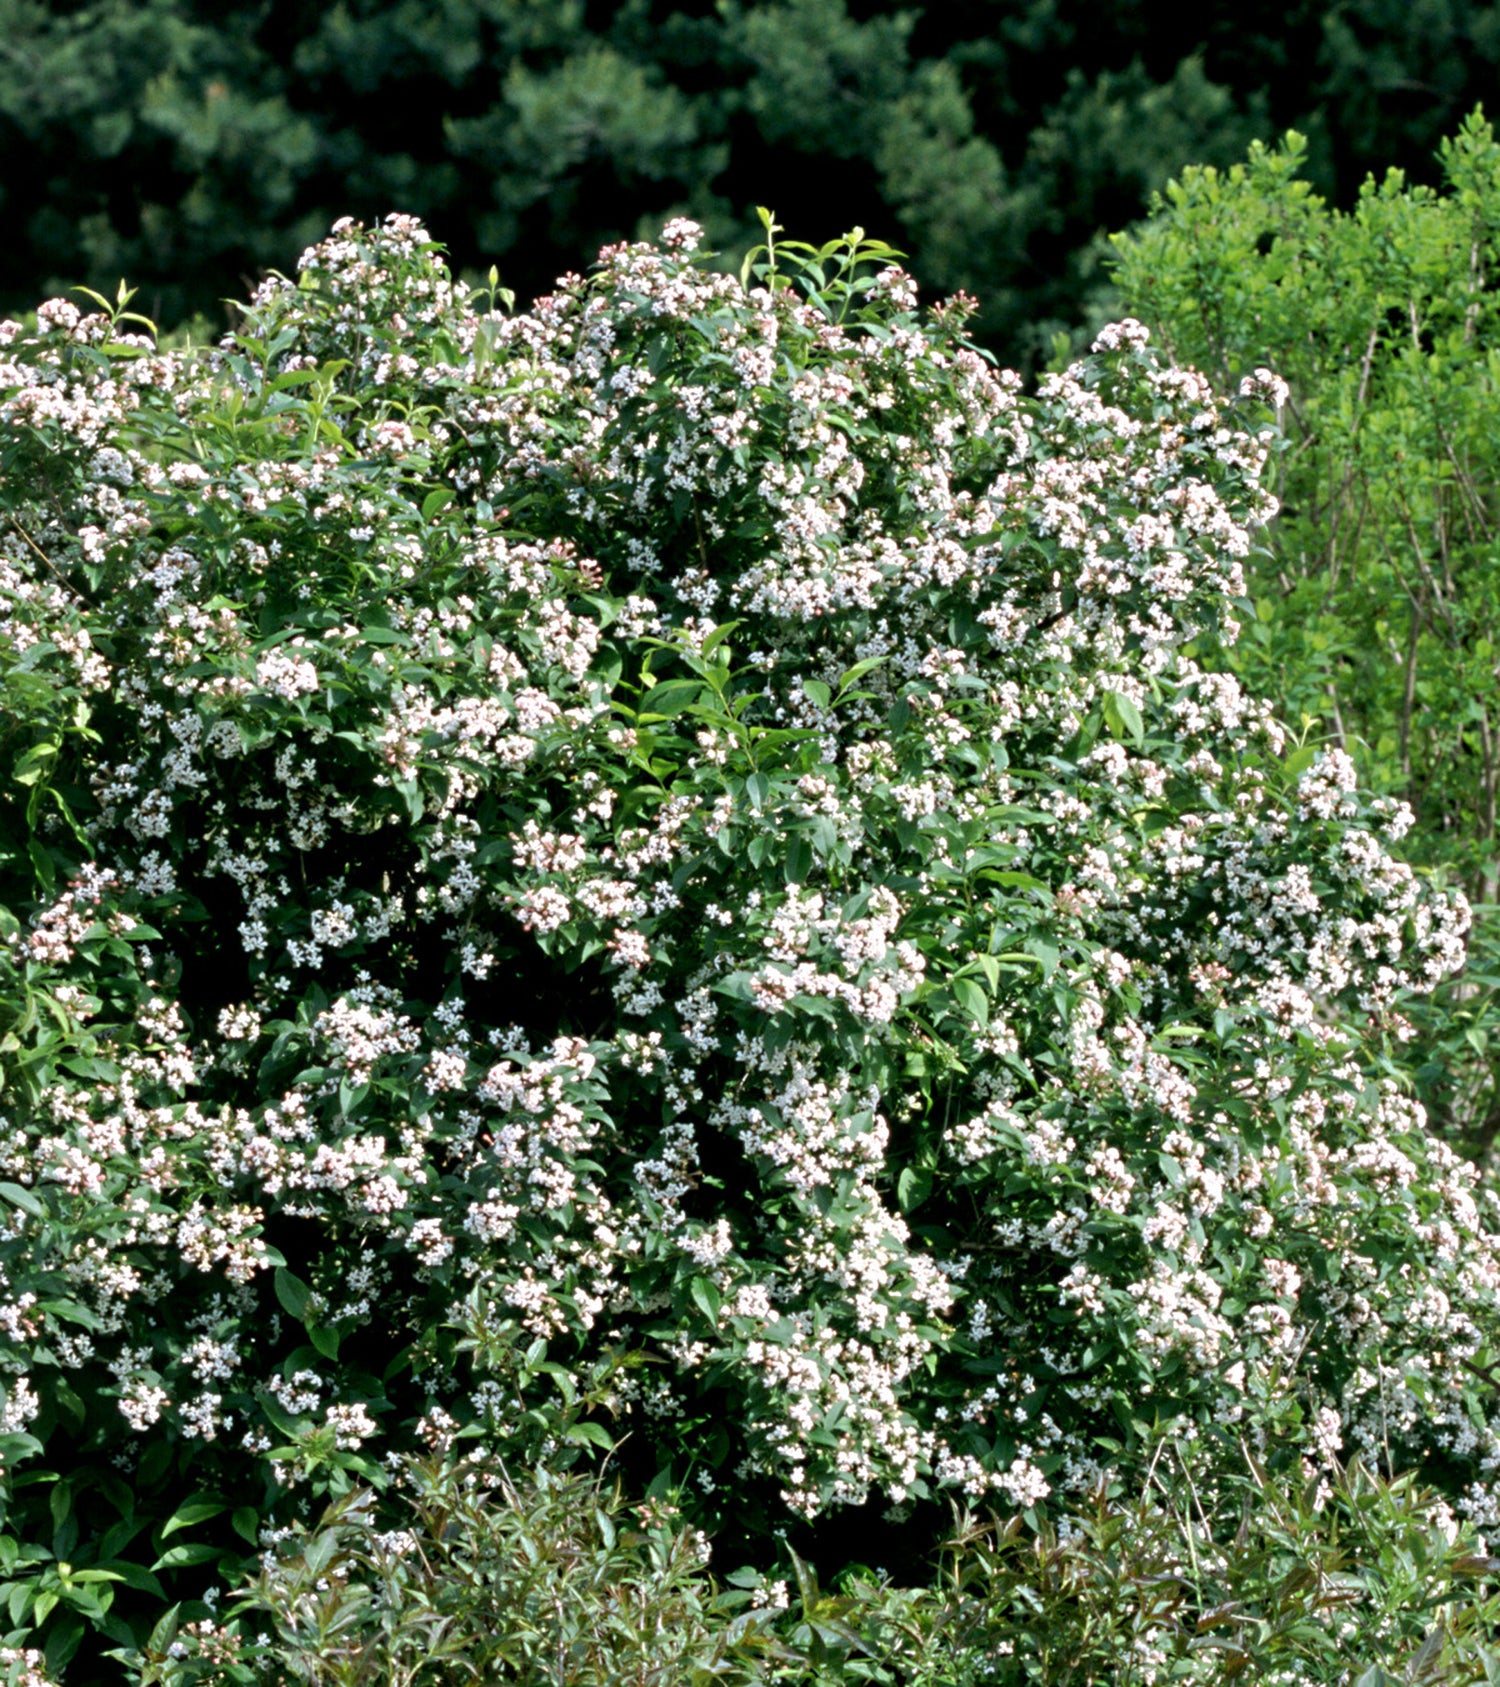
[8,0,1500,362]
[128,1457,794,1686]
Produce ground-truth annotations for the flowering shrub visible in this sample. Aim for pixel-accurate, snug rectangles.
[0,210,1494,1668]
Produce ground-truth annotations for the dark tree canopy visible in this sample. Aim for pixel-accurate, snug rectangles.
[4,0,1498,361]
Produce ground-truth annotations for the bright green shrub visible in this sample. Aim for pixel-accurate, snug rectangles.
[1111,110,1500,903]
[1109,110,1500,1155]
[0,213,1495,1675]
[803,1454,1500,1686]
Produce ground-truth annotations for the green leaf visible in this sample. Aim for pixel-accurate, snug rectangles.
[391,778,425,823]
[563,1420,615,1450]
[1407,1624,1448,1675]
[151,1543,225,1572]
[699,620,741,658]
[301,1531,339,1579]
[337,1078,369,1117]
[784,834,812,885]
[951,975,989,1027]
[162,1500,228,1538]
[689,1277,722,1324]
[137,1441,171,1488]
[1101,689,1144,747]
[273,1268,311,1321]
[0,1183,43,1219]
[808,816,839,857]
[34,1299,101,1331]
[12,740,59,787]
[147,1605,181,1656]
[268,366,321,393]
[28,836,56,892]
[100,1561,165,1598]
[1024,937,1060,981]
[836,655,888,692]
[897,1167,932,1213]
[637,680,703,718]
[306,1322,340,1359]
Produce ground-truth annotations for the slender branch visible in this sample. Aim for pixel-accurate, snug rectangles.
[4,514,95,606]
[1399,598,1423,790]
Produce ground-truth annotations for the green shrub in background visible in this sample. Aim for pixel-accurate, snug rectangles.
[0,214,1497,1678]
[1110,108,1500,1161]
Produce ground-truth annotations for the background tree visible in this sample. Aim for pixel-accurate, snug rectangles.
[7,0,1500,362]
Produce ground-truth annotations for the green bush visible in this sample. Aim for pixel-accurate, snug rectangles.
[122,1446,1500,1685]
[814,1452,1500,1685]
[0,213,1496,1676]
[130,1456,786,1687]
[1109,108,1500,1157]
